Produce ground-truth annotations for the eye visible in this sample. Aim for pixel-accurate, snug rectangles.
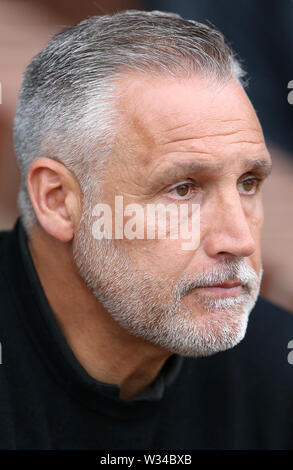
[175,184,190,197]
[167,182,197,200]
[238,177,262,195]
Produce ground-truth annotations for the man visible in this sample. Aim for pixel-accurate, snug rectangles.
[0,10,292,450]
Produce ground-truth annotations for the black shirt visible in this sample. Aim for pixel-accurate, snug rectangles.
[0,219,292,450]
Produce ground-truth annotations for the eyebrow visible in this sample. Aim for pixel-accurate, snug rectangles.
[151,157,273,184]
[242,158,272,175]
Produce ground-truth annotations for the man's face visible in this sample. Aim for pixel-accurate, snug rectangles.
[73,74,272,357]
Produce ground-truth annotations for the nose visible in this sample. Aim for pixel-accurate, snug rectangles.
[203,190,257,259]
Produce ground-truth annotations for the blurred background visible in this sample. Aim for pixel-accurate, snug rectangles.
[0,0,292,312]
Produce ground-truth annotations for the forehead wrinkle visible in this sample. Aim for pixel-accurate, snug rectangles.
[163,122,194,134]
[159,127,263,147]
[228,139,265,145]
[116,75,266,173]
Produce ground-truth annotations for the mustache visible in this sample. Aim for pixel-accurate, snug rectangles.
[177,259,260,298]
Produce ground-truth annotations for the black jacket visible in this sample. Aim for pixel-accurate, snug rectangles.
[0,220,292,450]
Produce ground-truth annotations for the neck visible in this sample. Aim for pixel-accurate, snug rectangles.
[28,226,170,400]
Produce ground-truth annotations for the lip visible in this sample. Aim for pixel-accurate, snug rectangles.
[207,280,242,289]
[194,280,243,298]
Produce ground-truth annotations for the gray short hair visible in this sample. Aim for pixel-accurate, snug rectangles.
[13,9,246,231]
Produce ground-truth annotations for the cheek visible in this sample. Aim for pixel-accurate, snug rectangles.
[247,197,264,238]
[118,202,199,275]
[246,201,264,271]
[124,238,195,277]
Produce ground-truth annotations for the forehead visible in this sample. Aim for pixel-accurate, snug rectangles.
[114,73,268,170]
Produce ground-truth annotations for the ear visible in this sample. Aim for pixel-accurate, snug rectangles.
[27,158,82,242]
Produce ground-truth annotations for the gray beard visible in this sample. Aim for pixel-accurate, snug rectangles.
[73,212,262,357]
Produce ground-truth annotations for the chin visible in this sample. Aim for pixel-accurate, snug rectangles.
[182,292,248,317]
